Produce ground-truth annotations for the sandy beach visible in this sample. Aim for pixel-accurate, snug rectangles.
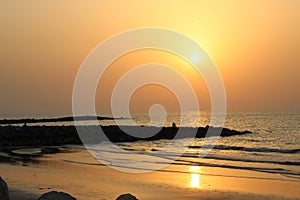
[1,147,299,200]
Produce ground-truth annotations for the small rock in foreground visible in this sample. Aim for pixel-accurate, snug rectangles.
[116,193,138,200]
[38,191,76,200]
[0,177,9,200]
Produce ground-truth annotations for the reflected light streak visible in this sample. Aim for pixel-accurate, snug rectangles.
[189,166,202,188]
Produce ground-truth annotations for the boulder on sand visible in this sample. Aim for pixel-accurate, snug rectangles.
[0,177,9,200]
[38,191,76,200]
[116,193,138,200]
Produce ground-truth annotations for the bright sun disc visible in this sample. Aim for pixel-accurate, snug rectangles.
[190,54,200,63]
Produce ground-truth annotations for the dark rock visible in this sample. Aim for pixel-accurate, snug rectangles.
[0,177,9,200]
[38,191,76,200]
[116,193,138,200]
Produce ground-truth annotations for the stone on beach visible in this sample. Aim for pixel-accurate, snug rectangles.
[0,177,9,200]
[38,191,76,200]
[116,193,138,200]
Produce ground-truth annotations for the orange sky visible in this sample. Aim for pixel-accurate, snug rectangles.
[0,0,299,116]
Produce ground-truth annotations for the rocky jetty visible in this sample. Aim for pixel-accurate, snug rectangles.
[0,125,251,147]
[0,116,114,125]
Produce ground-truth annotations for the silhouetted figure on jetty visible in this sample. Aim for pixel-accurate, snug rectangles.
[172,122,177,128]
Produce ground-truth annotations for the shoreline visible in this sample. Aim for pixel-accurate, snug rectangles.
[1,147,299,200]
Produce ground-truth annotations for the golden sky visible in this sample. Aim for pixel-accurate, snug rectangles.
[0,0,299,116]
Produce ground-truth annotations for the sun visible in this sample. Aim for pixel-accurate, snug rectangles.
[190,54,200,63]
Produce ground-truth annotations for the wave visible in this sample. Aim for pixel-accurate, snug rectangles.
[173,159,300,178]
[62,145,300,179]
[188,145,300,154]
[180,155,300,166]
[85,145,300,167]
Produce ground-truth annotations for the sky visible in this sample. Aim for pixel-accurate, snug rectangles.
[0,0,299,117]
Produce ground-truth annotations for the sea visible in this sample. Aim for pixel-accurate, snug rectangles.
[93,111,300,177]
[3,111,300,178]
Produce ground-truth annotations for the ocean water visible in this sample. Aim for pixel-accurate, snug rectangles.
[4,111,300,177]
[85,111,300,177]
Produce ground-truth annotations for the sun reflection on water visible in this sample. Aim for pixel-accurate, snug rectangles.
[189,166,201,188]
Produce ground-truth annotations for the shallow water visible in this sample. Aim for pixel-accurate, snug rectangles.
[3,111,300,177]
[77,111,299,177]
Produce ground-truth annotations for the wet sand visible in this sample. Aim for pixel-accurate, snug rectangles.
[1,147,299,200]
